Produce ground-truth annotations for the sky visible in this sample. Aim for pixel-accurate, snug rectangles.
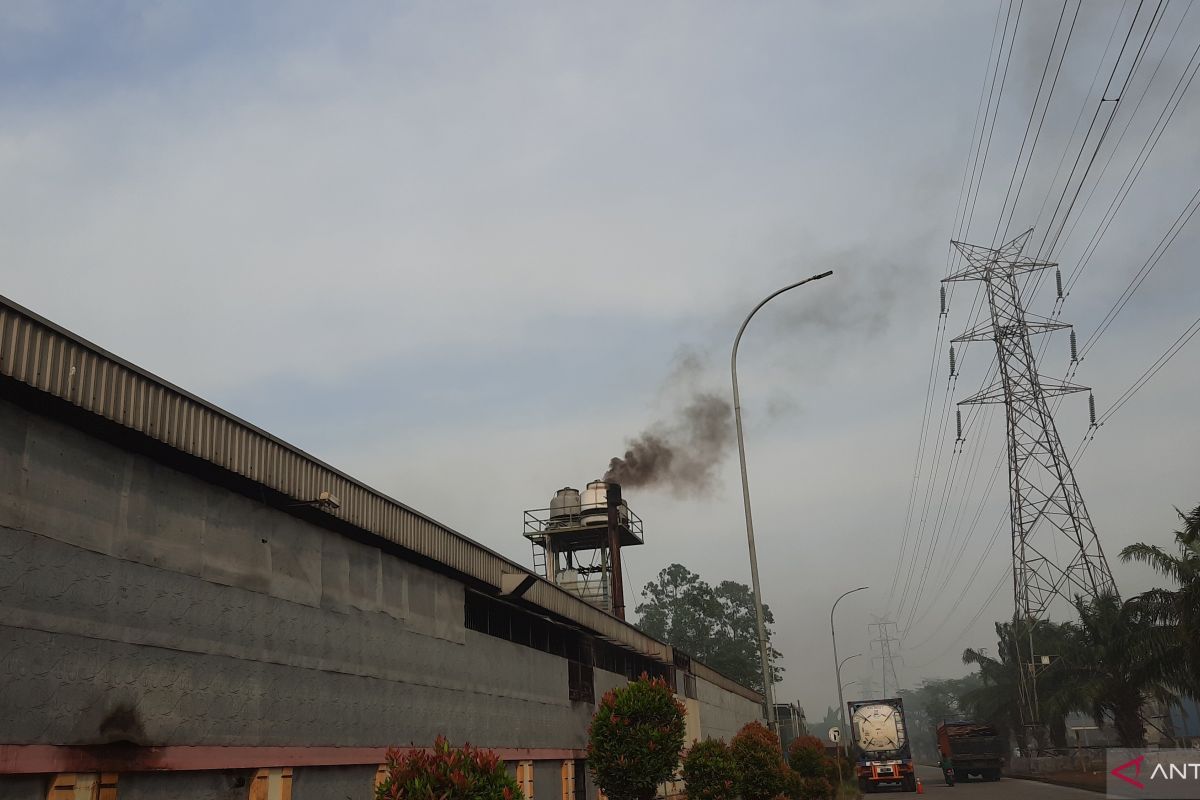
[3,0,1199,723]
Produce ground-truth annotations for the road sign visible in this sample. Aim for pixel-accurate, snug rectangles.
[828,727,841,743]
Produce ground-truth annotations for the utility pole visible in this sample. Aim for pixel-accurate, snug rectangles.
[944,230,1117,734]
[869,620,901,697]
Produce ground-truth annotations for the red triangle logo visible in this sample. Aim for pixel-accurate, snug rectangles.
[1111,755,1145,789]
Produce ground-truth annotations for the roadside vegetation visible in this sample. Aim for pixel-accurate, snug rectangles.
[904,502,1200,752]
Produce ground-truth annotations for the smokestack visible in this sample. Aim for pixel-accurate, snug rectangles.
[606,482,625,620]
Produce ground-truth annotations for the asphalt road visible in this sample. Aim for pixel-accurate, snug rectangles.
[904,764,1100,799]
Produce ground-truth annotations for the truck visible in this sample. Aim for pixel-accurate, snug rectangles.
[848,697,916,793]
[936,720,1004,781]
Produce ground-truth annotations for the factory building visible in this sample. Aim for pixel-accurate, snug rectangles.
[0,296,763,800]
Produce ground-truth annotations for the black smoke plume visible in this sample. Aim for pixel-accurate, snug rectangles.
[604,393,733,494]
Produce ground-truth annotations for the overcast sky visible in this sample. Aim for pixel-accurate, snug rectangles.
[4,1,1199,722]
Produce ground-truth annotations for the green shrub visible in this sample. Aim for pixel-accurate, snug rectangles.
[730,722,788,800]
[680,738,738,800]
[786,735,833,780]
[782,771,833,800]
[374,736,522,800]
[587,673,688,800]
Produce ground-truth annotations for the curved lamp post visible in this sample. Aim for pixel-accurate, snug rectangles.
[732,270,833,735]
[831,587,869,741]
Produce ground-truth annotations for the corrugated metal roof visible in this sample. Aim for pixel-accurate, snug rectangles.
[0,294,685,667]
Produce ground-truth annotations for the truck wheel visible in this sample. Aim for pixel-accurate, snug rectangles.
[903,776,916,792]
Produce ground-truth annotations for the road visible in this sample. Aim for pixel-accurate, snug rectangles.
[906,764,1099,799]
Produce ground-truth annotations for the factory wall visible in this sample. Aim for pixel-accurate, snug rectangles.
[0,394,761,798]
[693,675,765,743]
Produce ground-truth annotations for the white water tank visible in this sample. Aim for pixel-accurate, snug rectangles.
[549,487,581,519]
[580,480,609,525]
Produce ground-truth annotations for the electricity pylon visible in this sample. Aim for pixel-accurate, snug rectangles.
[943,230,1117,730]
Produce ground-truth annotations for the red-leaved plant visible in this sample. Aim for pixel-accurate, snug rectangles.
[375,736,524,800]
[680,738,738,800]
[587,673,687,800]
[729,722,788,800]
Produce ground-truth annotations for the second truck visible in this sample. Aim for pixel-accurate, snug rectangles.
[936,720,1005,781]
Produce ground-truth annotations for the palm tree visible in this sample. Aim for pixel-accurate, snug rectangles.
[961,620,1077,754]
[961,622,1026,754]
[1064,592,1182,747]
[1120,504,1200,696]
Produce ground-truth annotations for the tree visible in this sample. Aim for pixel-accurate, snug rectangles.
[786,735,833,781]
[636,564,782,693]
[680,739,738,800]
[729,722,788,800]
[587,674,687,800]
[960,619,1077,753]
[898,675,980,761]
[1120,503,1200,696]
[1065,592,1181,748]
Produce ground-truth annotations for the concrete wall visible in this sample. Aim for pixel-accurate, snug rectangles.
[693,676,763,743]
[0,397,593,750]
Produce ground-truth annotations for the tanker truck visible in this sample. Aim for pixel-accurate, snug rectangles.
[848,697,916,793]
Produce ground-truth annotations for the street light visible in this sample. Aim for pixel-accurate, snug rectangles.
[831,587,869,742]
[839,653,862,678]
[732,270,833,736]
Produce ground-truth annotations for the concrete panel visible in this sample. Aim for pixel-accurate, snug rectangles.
[21,410,123,554]
[380,553,409,620]
[345,538,381,613]
[0,400,28,531]
[118,770,251,800]
[292,765,377,800]
[114,456,204,576]
[319,533,351,613]
[694,676,762,742]
[533,760,561,800]
[201,487,272,594]
[593,668,626,701]
[0,775,42,800]
[268,522,322,608]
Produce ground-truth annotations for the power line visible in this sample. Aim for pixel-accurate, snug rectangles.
[1032,0,1160,260]
[1080,183,1200,359]
[1053,2,1199,285]
[995,0,1081,246]
[890,0,1010,610]
[1095,312,1200,427]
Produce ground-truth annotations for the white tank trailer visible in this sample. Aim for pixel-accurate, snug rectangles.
[848,697,916,793]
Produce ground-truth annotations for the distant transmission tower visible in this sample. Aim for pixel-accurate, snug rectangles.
[869,620,902,697]
[944,230,1117,729]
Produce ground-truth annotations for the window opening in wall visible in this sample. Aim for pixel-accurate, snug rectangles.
[463,590,671,696]
[567,659,594,703]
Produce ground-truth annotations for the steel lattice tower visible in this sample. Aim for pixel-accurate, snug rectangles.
[944,230,1117,727]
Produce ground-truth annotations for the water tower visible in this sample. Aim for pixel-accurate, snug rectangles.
[523,481,644,619]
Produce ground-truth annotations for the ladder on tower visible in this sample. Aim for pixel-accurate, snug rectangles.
[531,539,548,579]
